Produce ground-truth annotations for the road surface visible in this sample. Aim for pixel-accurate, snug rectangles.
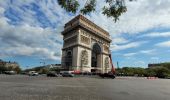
[0,75,170,100]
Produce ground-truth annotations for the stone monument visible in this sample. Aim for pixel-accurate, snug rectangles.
[61,15,112,73]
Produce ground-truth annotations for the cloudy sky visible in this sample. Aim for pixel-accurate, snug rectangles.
[0,0,170,69]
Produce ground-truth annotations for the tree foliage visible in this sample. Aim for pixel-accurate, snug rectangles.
[116,66,170,78]
[57,0,134,22]
[13,67,22,74]
[102,0,127,22]
[0,65,7,73]
[58,0,79,13]
[39,68,49,74]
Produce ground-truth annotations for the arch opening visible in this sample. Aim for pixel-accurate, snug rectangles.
[91,43,101,70]
[65,51,72,69]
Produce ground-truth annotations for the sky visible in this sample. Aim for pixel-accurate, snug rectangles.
[0,0,170,69]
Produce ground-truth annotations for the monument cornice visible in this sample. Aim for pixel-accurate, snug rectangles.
[62,22,112,43]
[65,15,109,36]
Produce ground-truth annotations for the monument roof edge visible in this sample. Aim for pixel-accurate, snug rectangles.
[65,14,110,36]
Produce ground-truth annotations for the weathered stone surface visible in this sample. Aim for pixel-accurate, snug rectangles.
[61,15,111,73]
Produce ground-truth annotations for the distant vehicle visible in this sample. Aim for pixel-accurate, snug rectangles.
[62,72,74,77]
[4,71,16,75]
[47,71,58,77]
[72,70,82,75]
[28,71,39,76]
[99,72,115,79]
[20,72,27,75]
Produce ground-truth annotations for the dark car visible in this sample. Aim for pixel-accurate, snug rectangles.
[62,72,74,77]
[99,72,115,79]
[47,71,58,77]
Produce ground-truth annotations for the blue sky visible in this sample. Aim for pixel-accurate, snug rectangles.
[0,0,170,69]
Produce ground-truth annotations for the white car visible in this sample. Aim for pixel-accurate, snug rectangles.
[4,71,16,75]
[28,71,39,76]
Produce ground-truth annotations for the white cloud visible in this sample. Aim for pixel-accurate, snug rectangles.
[139,49,156,55]
[123,53,137,57]
[0,4,64,61]
[112,37,129,44]
[142,32,170,38]
[123,49,156,57]
[86,0,170,36]
[155,40,170,47]
[0,7,5,14]
[0,46,60,60]
[111,41,146,51]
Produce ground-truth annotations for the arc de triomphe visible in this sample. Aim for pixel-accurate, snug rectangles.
[61,15,112,73]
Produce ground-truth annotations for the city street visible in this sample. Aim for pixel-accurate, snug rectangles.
[0,75,170,100]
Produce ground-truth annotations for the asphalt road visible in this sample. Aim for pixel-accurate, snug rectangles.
[0,75,170,100]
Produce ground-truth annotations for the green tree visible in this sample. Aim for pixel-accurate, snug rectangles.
[116,66,170,78]
[39,68,49,74]
[145,68,156,77]
[136,68,145,76]
[13,67,22,74]
[162,63,170,70]
[155,67,170,78]
[57,0,134,22]
[50,67,61,73]
[0,65,7,73]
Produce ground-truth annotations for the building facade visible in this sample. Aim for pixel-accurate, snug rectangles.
[0,59,20,69]
[61,15,112,73]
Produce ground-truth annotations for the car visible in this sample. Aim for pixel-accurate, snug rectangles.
[62,72,74,77]
[47,71,58,77]
[99,72,115,79]
[4,71,16,75]
[20,72,27,75]
[28,71,39,76]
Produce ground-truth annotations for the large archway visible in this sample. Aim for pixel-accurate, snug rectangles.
[65,51,72,70]
[91,43,101,72]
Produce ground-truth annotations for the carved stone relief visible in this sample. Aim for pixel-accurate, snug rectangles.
[104,45,109,52]
[81,50,88,66]
[80,35,90,45]
[105,57,109,68]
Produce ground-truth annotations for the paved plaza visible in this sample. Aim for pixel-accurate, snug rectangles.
[0,75,170,100]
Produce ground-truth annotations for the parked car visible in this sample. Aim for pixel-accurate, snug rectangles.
[4,71,16,75]
[99,72,115,79]
[28,71,39,76]
[20,72,27,75]
[47,71,58,77]
[62,72,74,77]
